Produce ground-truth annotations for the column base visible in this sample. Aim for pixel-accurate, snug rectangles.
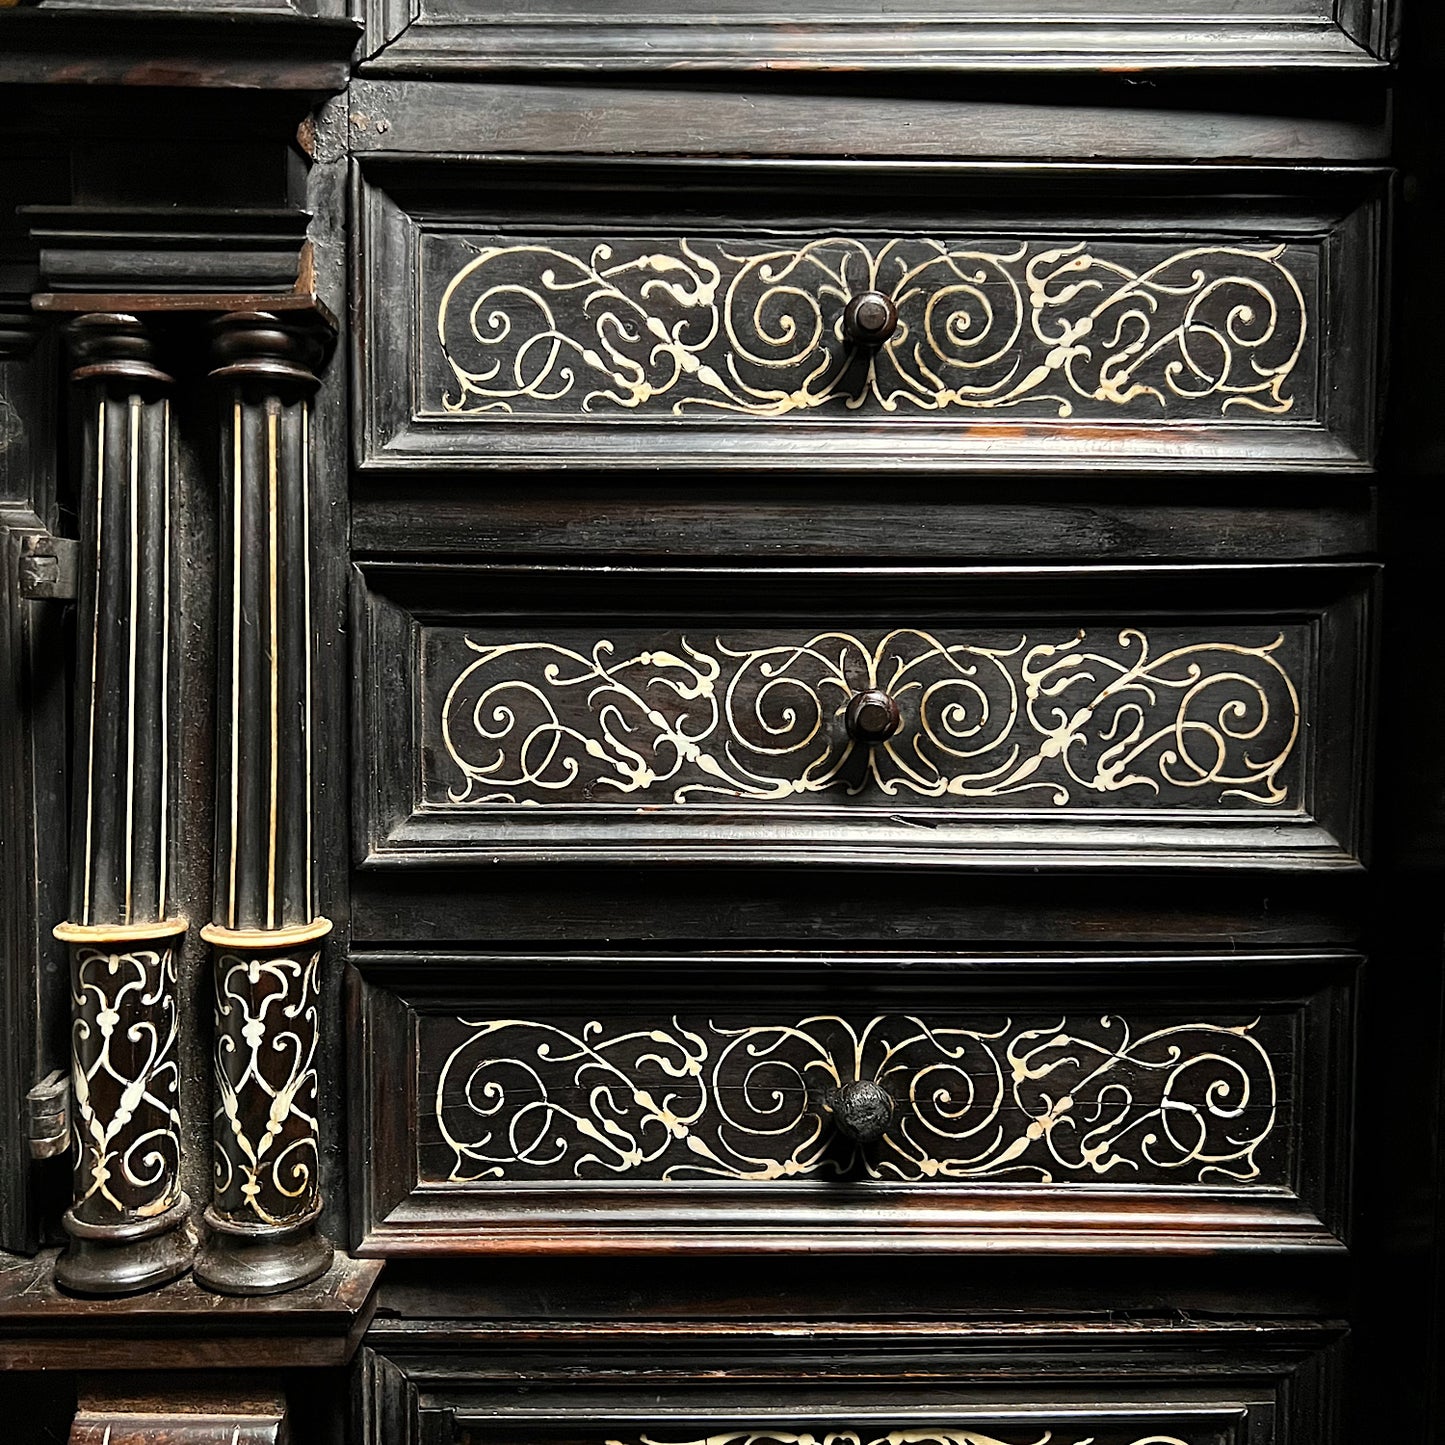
[193,1206,334,1296]
[55,1194,195,1296]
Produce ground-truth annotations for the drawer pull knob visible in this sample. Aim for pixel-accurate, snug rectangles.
[841,290,899,347]
[845,688,902,744]
[827,1079,895,1144]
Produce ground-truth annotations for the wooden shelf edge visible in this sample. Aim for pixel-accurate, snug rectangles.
[0,1250,383,1372]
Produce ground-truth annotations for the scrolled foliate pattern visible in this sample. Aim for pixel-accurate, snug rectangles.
[435,627,1301,810]
[433,236,1308,421]
[429,1011,1278,1188]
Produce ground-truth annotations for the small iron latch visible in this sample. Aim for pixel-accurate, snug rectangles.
[18,533,78,601]
[25,1069,69,1159]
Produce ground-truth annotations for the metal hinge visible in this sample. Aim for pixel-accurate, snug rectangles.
[25,1070,69,1159]
[18,533,78,601]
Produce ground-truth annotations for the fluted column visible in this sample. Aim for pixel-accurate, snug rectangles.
[54,314,193,1295]
[195,312,333,1295]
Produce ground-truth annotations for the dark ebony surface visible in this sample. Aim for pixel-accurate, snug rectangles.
[0,5,1440,1443]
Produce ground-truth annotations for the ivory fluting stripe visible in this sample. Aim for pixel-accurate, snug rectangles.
[122,395,140,924]
[79,396,104,928]
[227,399,242,931]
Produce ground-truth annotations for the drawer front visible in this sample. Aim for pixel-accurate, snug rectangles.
[360,0,1394,70]
[465,1423,1241,1445]
[351,952,1355,1255]
[358,166,1382,473]
[354,564,1371,871]
[358,1328,1344,1445]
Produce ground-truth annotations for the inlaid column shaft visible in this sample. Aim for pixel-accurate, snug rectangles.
[54,314,192,1296]
[195,311,333,1296]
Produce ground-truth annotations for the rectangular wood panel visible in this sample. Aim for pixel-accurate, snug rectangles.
[353,563,1373,871]
[358,0,1394,70]
[358,165,1382,473]
[456,1424,1246,1445]
[351,952,1355,1256]
[357,1325,1345,1444]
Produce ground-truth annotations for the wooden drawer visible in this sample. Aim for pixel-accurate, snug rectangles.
[357,160,1383,474]
[350,951,1355,1256]
[353,563,1372,872]
[358,0,1395,71]
[357,1324,1346,1444]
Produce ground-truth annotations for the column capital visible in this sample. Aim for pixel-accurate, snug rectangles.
[65,312,172,387]
[209,309,331,392]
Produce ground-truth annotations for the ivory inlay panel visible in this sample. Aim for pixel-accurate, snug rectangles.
[424,624,1306,811]
[604,1432,1199,1445]
[70,942,183,1219]
[422,1009,1284,1187]
[424,234,1316,423]
[211,948,323,1230]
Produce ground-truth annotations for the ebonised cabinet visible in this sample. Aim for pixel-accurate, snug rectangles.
[0,4,1441,1444]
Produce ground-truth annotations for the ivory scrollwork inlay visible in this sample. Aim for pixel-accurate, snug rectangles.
[429,1011,1279,1187]
[615,1432,1193,1445]
[70,944,183,1220]
[432,235,1309,421]
[212,950,322,1227]
[433,627,1301,809]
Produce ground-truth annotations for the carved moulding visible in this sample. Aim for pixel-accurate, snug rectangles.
[363,1,1394,70]
[196,312,334,1296]
[53,314,193,1295]
[69,1382,289,1445]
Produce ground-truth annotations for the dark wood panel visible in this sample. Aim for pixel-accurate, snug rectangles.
[353,562,1373,872]
[357,1,1393,71]
[368,1253,1349,1323]
[349,869,1367,950]
[0,10,359,89]
[0,313,67,1255]
[358,1325,1344,1445]
[345,81,1391,164]
[358,164,1383,474]
[350,951,1355,1257]
[350,482,1378,562]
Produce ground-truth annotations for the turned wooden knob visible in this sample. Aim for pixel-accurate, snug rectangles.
[827,1080,895,1144]
[845,688,902,744]
[842,290,899,347]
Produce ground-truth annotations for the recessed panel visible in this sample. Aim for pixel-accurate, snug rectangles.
[360,166,1382,474]
[360,0,1392,71]
[352,951,1355,1256]
[355,563,1371,871]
